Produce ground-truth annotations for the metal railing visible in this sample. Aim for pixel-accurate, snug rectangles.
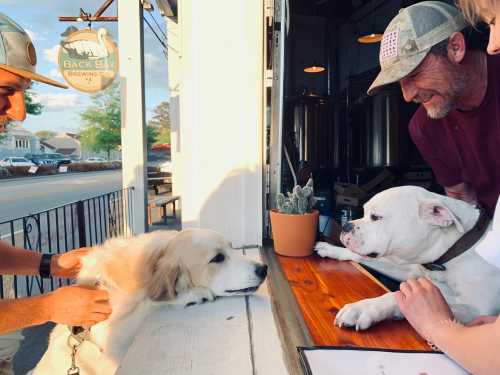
[0,188,134,299]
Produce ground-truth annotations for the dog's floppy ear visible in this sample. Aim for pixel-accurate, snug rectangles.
[145,249,183,301]
[418,199,465,233]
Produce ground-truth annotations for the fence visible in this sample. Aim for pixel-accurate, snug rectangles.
[0,188,134,299]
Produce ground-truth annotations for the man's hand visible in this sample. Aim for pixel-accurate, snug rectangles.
[50,247,92,278]
[45,285,112,326]
[395,277,454,339]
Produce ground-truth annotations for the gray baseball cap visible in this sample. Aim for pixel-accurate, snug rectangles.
[367,1,467,95]
[0,12,67,88]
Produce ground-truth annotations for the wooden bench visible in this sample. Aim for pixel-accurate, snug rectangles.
[147,176,172,195]
[147,195,180,225]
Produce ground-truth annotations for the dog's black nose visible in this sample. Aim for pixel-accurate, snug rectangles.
[342,222,354,233]
[255,265,268,279]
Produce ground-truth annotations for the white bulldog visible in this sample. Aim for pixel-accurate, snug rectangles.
[315,185,500,330]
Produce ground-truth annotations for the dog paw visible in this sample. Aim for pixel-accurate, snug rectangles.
[314,242,359,261]
[315,242,337,258]
[334,300,381,331]
[181,287,216,308]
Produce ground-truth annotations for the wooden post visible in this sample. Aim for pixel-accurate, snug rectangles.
[118,0,147,234]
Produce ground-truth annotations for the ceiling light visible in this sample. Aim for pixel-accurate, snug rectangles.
[357,33,383,44]
[304,61,325,74]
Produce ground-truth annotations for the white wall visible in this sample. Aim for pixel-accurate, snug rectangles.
[174,0,264,247]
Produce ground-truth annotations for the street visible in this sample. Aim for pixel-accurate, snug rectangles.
[0,170,123,300]
[0,170,122,223]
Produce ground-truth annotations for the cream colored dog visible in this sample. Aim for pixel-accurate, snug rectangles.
[315,186,500,330]
[31,228,268,375]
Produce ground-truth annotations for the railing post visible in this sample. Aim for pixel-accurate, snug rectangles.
[76,200,87,247]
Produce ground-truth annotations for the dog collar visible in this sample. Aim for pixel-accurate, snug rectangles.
[423,206,490,271]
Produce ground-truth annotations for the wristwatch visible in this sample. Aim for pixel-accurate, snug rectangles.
[39,253,54,278]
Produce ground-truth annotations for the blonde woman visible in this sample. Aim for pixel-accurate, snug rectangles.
[459,0,500,54]
[395,2,500,375]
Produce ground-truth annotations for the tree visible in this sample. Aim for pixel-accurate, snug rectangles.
[79,82,121,159]
[25,89,42,115]
[0,89,43,143]
[35,130,56,141]
[79,81,158,158]
[148,101,171,145]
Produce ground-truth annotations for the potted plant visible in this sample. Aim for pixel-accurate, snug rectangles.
[270,178,319,257]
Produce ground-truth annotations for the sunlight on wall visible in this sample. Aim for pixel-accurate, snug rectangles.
[175,0,264,246]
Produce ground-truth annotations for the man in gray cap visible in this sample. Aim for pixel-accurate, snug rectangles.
[0,12,111,371]
[369,1,500,217]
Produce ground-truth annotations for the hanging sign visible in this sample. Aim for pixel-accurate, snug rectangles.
[58,27,119,93]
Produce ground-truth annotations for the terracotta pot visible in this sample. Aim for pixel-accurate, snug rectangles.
[270,209,319,257]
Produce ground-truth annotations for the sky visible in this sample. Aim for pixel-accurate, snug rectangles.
[1,0,170,134]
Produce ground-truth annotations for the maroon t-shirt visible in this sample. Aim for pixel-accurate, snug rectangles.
[409,54,500,217]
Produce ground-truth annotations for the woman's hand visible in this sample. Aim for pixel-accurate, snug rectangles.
[50,247,92,278]
[395,277,454,339]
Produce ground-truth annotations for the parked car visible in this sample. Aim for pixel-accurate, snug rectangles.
[26,153,71,167]
[45,153,72,167]
[85,157,107,163]
[158,160,172,173]
[27,154,56,166]
[0,157,35,167]
[147,151,171,173]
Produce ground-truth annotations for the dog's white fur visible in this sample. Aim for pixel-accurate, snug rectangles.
[315,186,500,330]
[32,228,267,375]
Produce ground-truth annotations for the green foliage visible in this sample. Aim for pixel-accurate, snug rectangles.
[25,89,42,115]
[79,81,158,157]
[276,178,315,214]
[79,81,121,158]
[148,101,171,145]
[35,130,56,141]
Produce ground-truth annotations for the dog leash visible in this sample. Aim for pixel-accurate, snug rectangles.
[423,206,490,271]
[66,326,88,375]
[66,325,101,375]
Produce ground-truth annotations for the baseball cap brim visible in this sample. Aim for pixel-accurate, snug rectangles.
[367,48,430,96]
[0,64,68,89]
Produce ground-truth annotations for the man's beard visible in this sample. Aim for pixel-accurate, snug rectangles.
[425,95,457,119]
[424,71,468,120]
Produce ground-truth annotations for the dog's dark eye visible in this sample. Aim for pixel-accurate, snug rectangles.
[209,253,225,264]
[370,214,382,221]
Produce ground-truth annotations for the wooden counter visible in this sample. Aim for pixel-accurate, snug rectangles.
[262,242,429,375]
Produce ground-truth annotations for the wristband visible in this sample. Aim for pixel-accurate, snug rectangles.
[39,253,54,278]
[425,318,463,351]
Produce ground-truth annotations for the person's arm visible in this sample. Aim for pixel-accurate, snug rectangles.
[0,285,112,334]
[0,240,90,277]
[396,278,500,375]
[0,241,41,275]
[445,182,478,205]
[429,316,500,375]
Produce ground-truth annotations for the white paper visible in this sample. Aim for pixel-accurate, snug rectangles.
[58,166,68,173]
[28,166,38,174]
[302,348,470,375]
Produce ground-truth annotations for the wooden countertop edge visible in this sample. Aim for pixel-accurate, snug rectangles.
[261,242,313,375]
